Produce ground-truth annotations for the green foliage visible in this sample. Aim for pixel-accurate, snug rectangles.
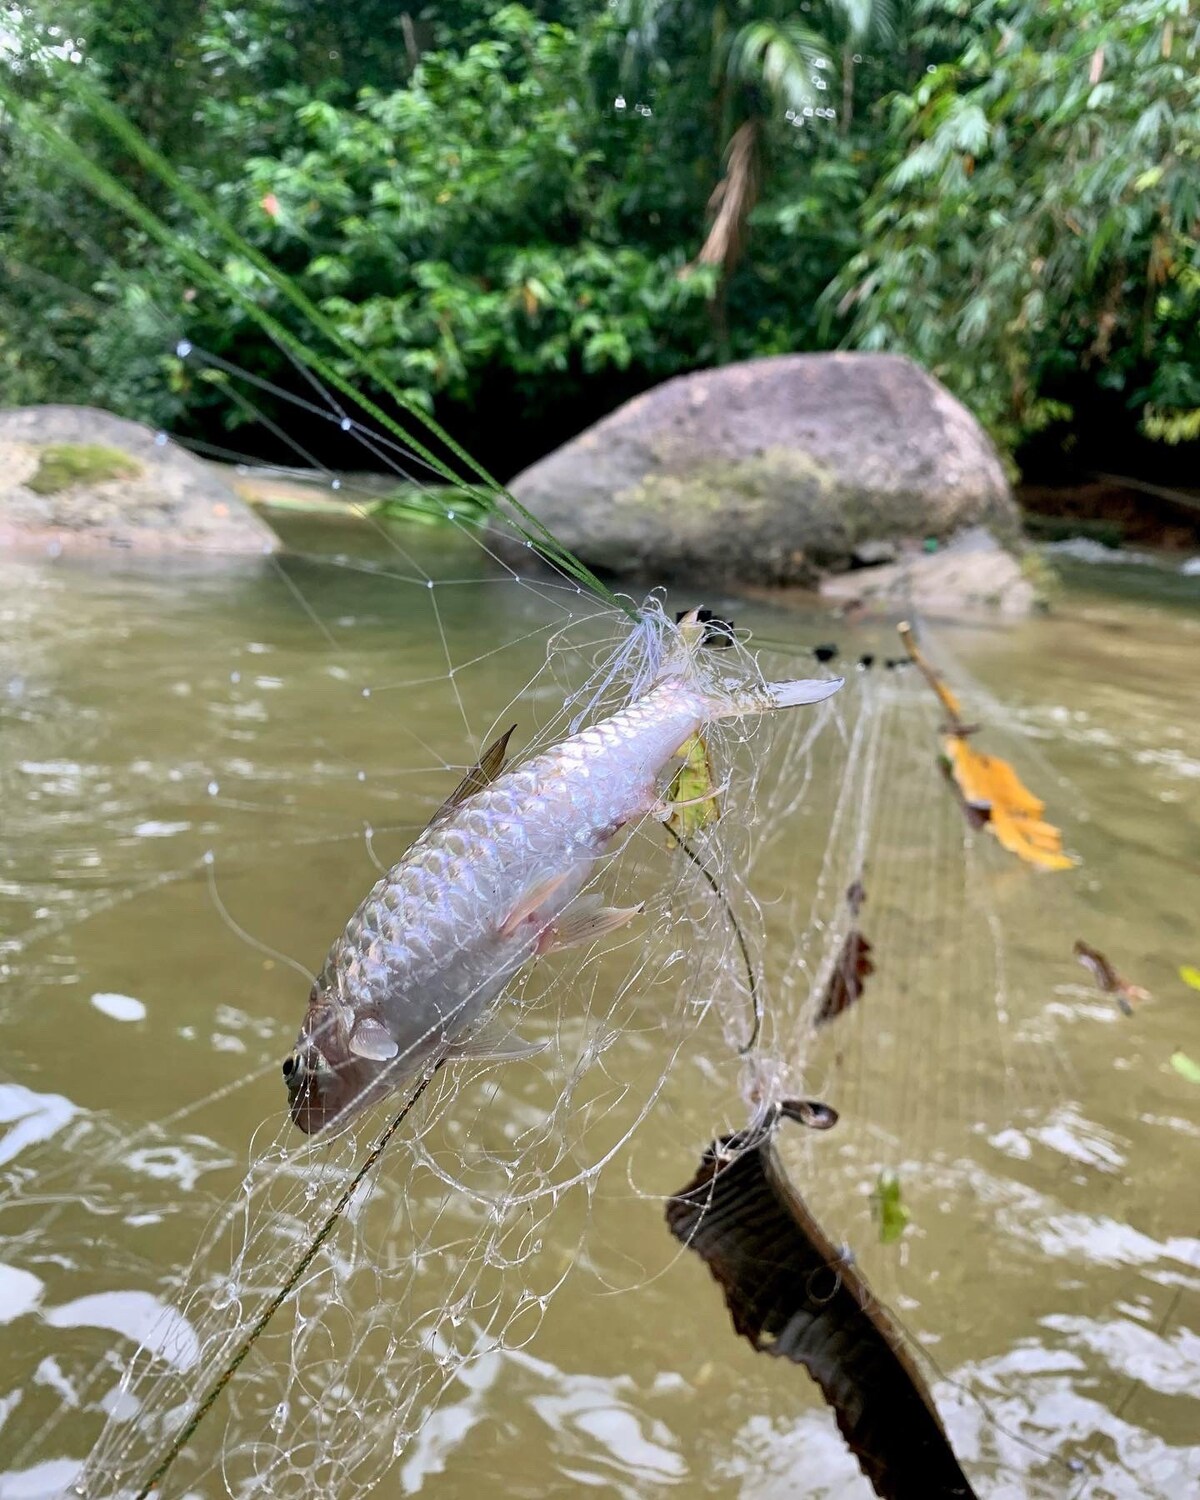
[2,0,1197,471]
[831,0,1200,450]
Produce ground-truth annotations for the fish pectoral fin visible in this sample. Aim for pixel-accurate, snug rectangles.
[498,870,572,939]
[446,1018,548,1065]
[426,725,517,831]
[348,1016,400,1062]
[538,898,643,954]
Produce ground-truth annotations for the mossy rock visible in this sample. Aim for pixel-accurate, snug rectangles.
[502,352,1017,585]
[0,405,279,557]
[26,443,143,496]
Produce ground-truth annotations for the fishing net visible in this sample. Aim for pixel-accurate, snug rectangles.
[2,60,1198,1500]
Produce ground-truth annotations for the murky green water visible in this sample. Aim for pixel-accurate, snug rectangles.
[1,524,1197,1499]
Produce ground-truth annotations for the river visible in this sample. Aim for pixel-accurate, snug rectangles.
[0,522,1196,1499]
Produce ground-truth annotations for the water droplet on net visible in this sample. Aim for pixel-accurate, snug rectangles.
[272,1401,290,1431]
[207,780,219,796]
[331,478,341,490]
[154,431,168,447]
[614,95,626,110]
[853,53,862,63]
[175,339,192,359]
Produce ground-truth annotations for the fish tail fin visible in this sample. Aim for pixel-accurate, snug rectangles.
[716,674,844,719]
[656,607,843,716]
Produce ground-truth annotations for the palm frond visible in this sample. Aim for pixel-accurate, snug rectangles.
[727,19,832,116]
[829,0,902,47]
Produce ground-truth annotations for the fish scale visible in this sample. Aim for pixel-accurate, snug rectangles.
[285,660,842,1133]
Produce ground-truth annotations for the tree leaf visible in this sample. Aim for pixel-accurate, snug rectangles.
[898,624,1076,872]
[871,1170,910,1244]
[1170,1052,1200,1085]
[1178,966,1200,992]
[665,732,719,842]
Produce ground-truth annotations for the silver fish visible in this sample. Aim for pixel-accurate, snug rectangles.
[284,636,842,1133]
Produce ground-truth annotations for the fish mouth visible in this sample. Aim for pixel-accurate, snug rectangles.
[284,1042,362,1136]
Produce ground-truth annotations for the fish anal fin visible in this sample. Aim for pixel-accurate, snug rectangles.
[447,1018,548,1065]
[498,870,571,939]
[348,1015,399,1062]
[427,725,516,830]
[538,898,643,954]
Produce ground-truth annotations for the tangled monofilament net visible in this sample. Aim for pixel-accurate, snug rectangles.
[2,201,1194,1496]
[0,323,869,1496]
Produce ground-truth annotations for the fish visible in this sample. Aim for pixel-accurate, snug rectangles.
[283,620,843,1133]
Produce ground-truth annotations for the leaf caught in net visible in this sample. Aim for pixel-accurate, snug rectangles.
[1074,939,1151,1017]
[898,622,1076,872]
[815,881,875,1026]
[665,732,720,842]
[871,1169,910,1245]
[1170,1051,1200,1084]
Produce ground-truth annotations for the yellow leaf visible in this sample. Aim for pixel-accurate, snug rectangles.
[898,624,1075,872]
[943,735,1076,870]
[1180,965,1200,992]
[665,733,719,842]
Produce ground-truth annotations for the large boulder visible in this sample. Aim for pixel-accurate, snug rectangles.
[504,353,1016,585]
[0,405,279,557]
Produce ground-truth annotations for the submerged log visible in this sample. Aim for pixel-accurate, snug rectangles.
[666,1117,977,1500]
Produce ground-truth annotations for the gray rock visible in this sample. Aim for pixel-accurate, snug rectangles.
[502,353,1015,584]
[0,405,279,557]
[820,526,1036,618]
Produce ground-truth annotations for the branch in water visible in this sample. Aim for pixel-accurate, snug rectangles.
[666,1118,978,1500]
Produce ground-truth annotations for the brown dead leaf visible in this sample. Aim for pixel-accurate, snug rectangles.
[1074,940,1151,1016]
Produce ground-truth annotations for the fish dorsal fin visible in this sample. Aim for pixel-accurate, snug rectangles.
[426,725,516,831]
[348,1015,400,1062]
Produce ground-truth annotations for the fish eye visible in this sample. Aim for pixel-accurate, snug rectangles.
[282,1053,298,1080]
